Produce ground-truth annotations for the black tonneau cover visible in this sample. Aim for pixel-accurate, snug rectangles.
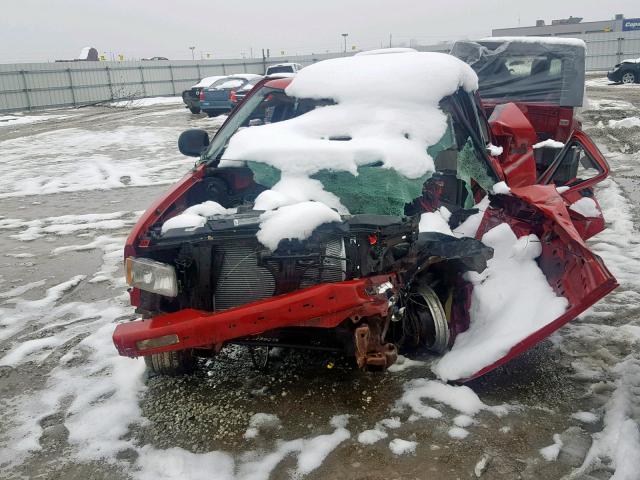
[451,38,585,107]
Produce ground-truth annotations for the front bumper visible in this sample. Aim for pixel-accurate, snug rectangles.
[113,275,395,358]
[607,71,620,82]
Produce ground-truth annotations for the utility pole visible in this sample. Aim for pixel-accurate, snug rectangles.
[389,33,392,48]
[341,33,349,53]
[189,46,195,60]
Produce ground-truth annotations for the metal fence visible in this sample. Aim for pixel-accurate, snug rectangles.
[578,30,640,71]
[0,52,351,113]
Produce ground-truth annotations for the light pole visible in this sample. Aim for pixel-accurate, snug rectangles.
[189,46,195,60]
[341,33,348,53]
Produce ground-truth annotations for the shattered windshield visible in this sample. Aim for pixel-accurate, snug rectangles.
[203,87,497,215]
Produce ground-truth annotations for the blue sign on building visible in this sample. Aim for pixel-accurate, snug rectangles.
[622,18,640,31]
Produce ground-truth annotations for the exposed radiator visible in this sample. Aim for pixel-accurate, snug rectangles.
[213,243,275,311]
[212,238,345,311]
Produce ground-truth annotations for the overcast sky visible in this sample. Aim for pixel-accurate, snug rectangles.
[1,0,638,62]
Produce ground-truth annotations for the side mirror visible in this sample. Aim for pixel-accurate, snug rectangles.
[178,129,209,157]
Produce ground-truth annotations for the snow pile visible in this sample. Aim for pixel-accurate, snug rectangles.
[571,411,599,424]
[398,379,504,419]
[492,181,511,195]
[533,139,565,149]
[357,417,402,445]
[487,143,503,156]
[387,354,426,372]
[569,357,640,478]
[389,438,417,455]
[253,176,346,213]
[540,433,563,461]
[161,201,237,234]
[451,197,489,239]
[432,223,568,381]
[357,428,388,445]
[569,197,601,218]
[243,413,281,439]
[257,201,341,251]
[418,206,453,236]
[608,117,640,129]
[394,378,508,441]
[221,51,478,250]
[448,427,470,439]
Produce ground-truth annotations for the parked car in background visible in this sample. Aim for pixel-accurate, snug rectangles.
[182,76,227,114]
[607,58,640,84]
[229,76,263,106]
[200,74,262,117]
[142,56,169,61]
[265,63,303,76]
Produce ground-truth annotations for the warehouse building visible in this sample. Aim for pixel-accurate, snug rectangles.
[492,14,635,37]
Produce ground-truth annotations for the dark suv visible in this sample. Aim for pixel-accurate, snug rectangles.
[607,59,640,84]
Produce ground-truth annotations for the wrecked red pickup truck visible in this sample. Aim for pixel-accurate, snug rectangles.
[113,42,617,381]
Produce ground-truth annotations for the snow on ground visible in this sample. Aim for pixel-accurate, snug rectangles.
[540,433,563,461]
[0,211,139,242]
[608,117,640,129]
[0,113,68,128]
[585,77,619,88]
[0,125,189,197]
[109,96,183,108]
[388,438,417,455]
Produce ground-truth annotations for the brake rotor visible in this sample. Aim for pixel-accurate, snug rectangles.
[407,284,450,354]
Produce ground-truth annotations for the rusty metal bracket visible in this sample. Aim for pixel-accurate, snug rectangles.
[354,320,398,369]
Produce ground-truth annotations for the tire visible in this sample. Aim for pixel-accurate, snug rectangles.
[404,284,450,354]
[621,72,636,84]
[144,349,196,376]
[189,107,201,114]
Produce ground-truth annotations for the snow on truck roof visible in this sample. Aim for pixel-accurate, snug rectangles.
[479,36,586,49]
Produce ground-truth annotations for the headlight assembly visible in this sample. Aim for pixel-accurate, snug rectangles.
[126,257,178,297]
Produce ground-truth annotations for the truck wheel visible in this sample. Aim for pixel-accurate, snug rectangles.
[144,350,196,376]
[622,72,636,84]
[404,284,450,354]
[189,107,201,114]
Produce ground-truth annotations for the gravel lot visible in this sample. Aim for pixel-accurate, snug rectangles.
[1,79,639,479]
